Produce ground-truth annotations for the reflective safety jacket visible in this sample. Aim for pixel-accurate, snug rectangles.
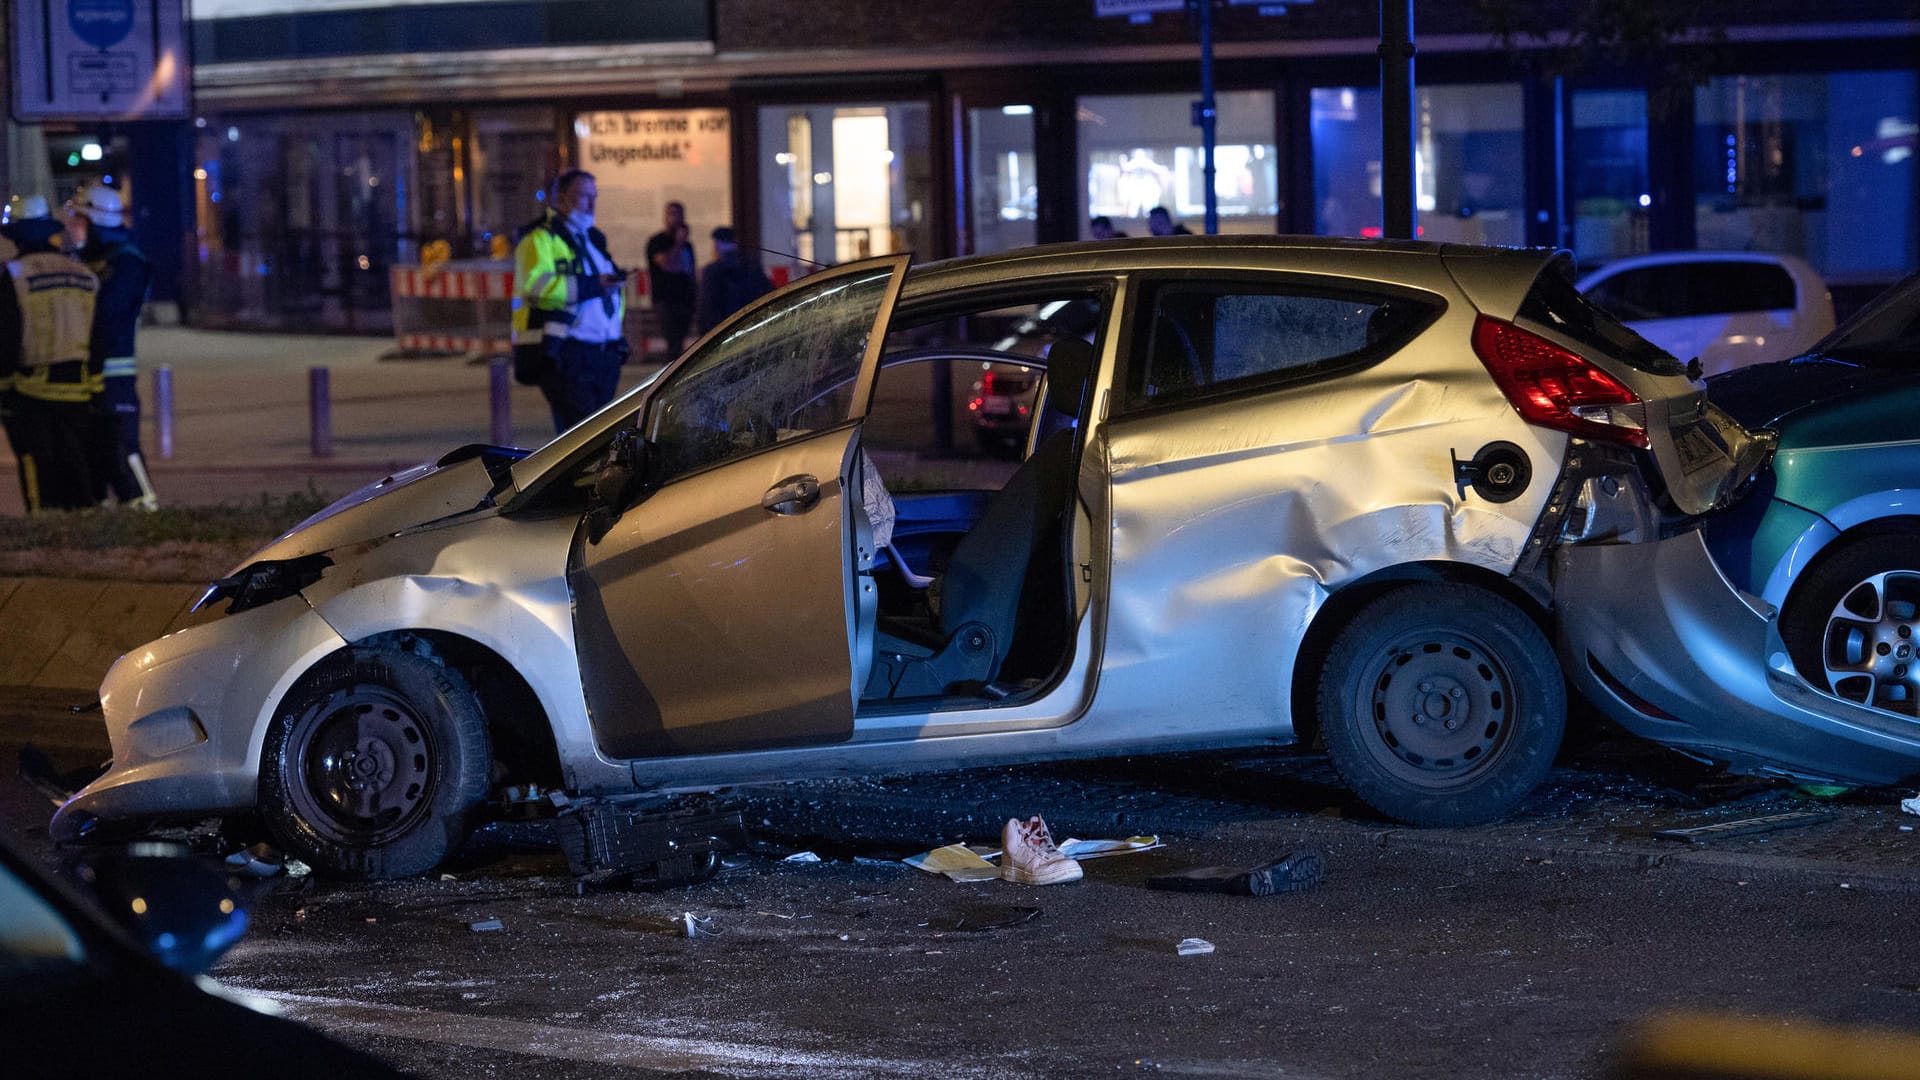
[511,211,623,346]
[79,227,150,382]
[1,252,99,403]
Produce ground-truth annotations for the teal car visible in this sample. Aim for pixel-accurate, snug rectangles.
[1557,274,1920,785]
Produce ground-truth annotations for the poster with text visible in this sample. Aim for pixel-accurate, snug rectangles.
[574,109,732,300]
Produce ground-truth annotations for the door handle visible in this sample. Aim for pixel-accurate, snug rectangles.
[761,474,822,515]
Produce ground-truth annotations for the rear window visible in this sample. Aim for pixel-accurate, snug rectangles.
[1123,281,1440,411]
[1523,265,1687,377]
[1586,261,1797,320]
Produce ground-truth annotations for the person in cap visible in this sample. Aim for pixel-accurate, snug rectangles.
[0,195,99,511]
[65,182,156,510]
[694,226,775,336]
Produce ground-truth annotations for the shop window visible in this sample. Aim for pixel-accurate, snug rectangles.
[1078,92,1278,238]
[574,108,732,279]
[1695,72,1918,284]
[1570,90,1650,267]
[471,109,557,260]
[758,103,934,284]
[1310,84,1524,245]
[968,106,1037,256]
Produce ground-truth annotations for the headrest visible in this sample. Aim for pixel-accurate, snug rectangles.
[1043,337,1095,417]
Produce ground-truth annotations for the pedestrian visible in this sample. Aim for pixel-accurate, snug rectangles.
[1089,216,1128,240]
[510,169,630,434]
[67,182,158,510]
[0,196,99,511]
[645,201,697,359]
[695,226,775,336]
[1147,206,1193,236]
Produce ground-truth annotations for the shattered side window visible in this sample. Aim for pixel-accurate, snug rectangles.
[645,265,895,484]
[1127,282,1438,410]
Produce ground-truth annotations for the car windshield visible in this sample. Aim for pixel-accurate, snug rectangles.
[1816,275,1920,365]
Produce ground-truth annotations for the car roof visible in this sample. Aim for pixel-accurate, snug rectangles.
[1575,250,1827,290]
[899,235,1554,300]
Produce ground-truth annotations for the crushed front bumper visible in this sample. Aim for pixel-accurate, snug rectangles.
[49,596,348,844]
[1555,529,1920,786]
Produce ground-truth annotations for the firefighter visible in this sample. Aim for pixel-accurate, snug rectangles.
[66,182,157,510]
[511,169,630,433]
[0,195,100,511]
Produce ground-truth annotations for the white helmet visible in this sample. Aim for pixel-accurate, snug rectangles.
[5,194,50,223]
[72,183,125,227]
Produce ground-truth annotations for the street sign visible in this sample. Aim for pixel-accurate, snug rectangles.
[10,0,189,121]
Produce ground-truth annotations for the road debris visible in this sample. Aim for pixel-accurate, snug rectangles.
[223,842,284,878]
[904,833,1163,883]
[468,918,504,932]
[1651,810,1833,843]
[1176,938,1215,956]
[919,904,1042,932]
[1147,849,1324,897]
[682,912,719,938]
[904,843,1000,882]
[1058,836,1163,860]
[1902,794,1920,816]
[782,850,823,864]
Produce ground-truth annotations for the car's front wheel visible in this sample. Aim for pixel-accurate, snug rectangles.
[259,646,491,879]
[1780,528,1920,718]
[1316,583,1565,826]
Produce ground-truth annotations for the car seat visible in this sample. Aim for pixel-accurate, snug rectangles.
[864,337,1095,699]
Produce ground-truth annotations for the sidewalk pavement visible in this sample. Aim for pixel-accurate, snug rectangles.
[0,327,660,515]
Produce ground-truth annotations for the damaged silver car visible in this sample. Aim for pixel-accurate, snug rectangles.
[54,238,1761,878]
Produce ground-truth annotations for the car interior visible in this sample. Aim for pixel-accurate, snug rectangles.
[854,292,1105,711]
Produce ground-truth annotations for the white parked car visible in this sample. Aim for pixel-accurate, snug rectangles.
[1576,251,1835,379]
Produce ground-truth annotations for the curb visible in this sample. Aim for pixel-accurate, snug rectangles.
[0,576,206,691]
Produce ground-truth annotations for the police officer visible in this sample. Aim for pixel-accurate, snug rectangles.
[0,196,99,510]
[66,183,157,510]
[511,169,629,433]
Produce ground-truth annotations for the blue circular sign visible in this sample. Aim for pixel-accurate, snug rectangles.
[69,0,135,51]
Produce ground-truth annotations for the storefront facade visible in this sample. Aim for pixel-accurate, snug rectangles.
[169,0,1916,332]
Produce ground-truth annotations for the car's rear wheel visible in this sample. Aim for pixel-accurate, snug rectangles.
[260,646,491,880]
[1780,529,1920,718]
[1316,583,1564,826]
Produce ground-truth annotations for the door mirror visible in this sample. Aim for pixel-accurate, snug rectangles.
[586,426,649,544]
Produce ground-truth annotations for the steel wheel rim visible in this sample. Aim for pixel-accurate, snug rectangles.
[1821,569,1920,718]
[1356,628,1517,788]
[287,685,438,845]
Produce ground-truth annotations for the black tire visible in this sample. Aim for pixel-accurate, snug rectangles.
[1779,528,1920,718]
[260,646,491,880]
[1316,582,1565,826]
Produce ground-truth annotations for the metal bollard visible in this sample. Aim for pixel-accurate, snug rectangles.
[153,364,174,459]
[489,356,512,446]
[309,366,333,458]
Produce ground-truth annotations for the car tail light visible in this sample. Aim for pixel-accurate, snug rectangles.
[968,396,982,412]
[1471,315,1648,448]
[981,372,998,395]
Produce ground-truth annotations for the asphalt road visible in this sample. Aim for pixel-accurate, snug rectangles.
[5,690,1919,1078]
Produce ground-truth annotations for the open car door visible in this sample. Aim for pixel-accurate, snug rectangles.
[570,256,909,759]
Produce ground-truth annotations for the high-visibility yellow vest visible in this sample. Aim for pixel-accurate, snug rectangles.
[8,252,98,403]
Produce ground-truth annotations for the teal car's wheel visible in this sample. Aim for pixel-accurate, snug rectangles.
[1782,530,1920,718]
[260,647,491,880]
[1317,583,1565,826]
